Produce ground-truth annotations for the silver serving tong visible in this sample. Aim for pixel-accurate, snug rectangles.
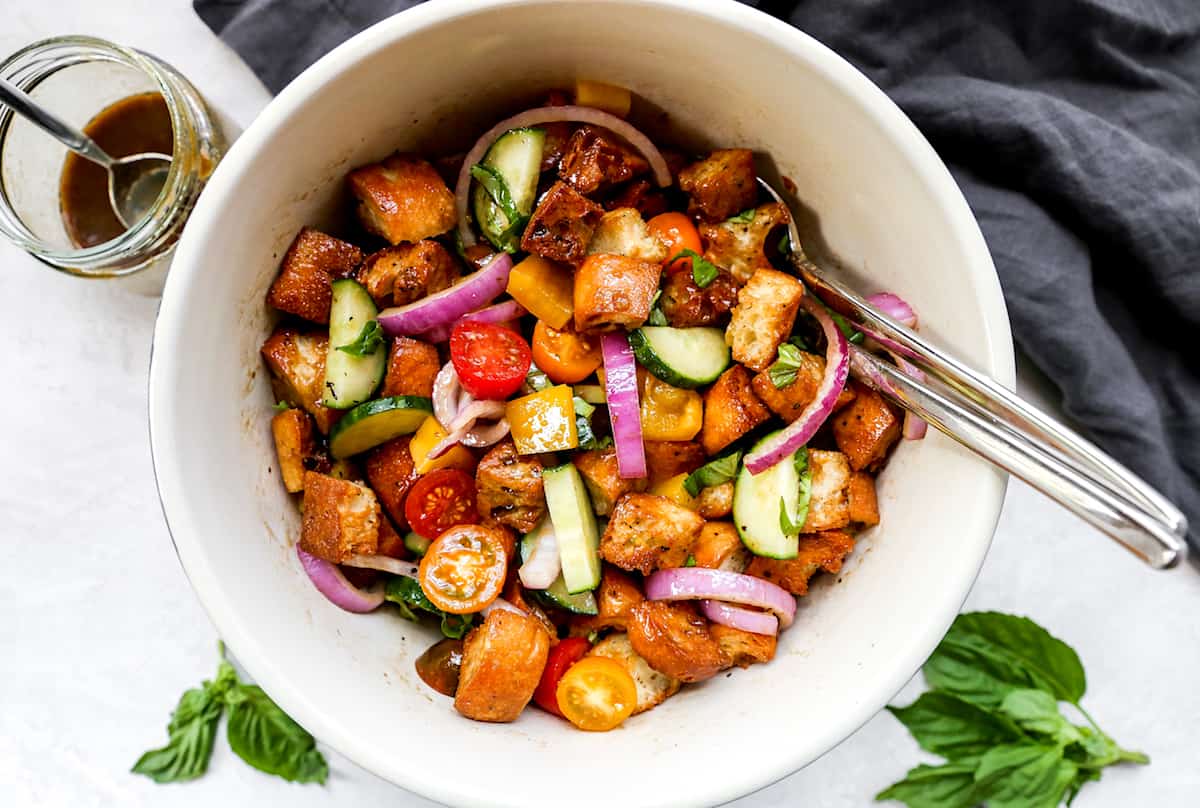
[758,178,1188,569]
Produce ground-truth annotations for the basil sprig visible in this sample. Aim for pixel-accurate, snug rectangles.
[133,644,328,785]
[726,208,757,224]
[573,395,612,450]
[385,576,475,639]
[778,446,812,536]
[878,612,1147,808]
[670,248,721,288]
[683,449,742,497]
[336,319,384,357]
[470,164,527,253]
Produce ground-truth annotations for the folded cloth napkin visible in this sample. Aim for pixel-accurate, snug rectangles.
[196,0,1200,552]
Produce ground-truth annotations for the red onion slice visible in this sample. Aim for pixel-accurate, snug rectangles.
[745,295,850,474]
[297,547,385,613]
[866,292,918,328]
[645,567,796,629]
[701,600,779,636]
[518,519,560,590]
[456,105,672,247]
[601,332,647,479]
[342,554,420,578]
[462,417,511,448]
[433,361,463,427]
[863,291,926,441]
[890,353,929,440]
[378,253,513,336]
[421,300,528,344]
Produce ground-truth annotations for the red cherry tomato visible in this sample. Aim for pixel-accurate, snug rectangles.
[647,212,702,275]
[533,636,592,717]
[450,321,532,400]
[404,468,480,540]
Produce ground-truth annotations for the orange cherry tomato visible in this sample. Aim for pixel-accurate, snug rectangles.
[530,320,603,384]
[647,212,702,274]
[417,524,509,614]
[533,637,592,717]
[405,468,480,539]
[555,656,638,731]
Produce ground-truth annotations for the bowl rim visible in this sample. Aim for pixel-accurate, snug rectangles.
[149,0,1014,804]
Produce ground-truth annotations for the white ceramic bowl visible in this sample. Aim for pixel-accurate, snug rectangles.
[149,1,1013,805]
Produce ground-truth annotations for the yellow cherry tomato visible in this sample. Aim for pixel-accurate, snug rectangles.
[650,473,698,510]
[555,657,638,731]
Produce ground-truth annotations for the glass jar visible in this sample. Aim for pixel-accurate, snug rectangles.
[0,36,224,290]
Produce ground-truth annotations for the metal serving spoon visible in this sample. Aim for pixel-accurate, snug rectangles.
[0,77,170,230]
[758,178,1189,569]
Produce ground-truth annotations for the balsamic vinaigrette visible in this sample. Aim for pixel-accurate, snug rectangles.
[59,92,173,248]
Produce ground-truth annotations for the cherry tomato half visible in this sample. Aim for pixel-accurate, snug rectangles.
[555,656,638,731]
[417,524,509,614]
[533,637,592,717]
[404,468,479,540]
[530,320,603,384]
[450,321,532,400]
[647,212,702,275]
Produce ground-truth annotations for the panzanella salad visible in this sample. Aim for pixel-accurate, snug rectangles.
[261,81,919,732]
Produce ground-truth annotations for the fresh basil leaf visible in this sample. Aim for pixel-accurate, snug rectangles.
[683,450,742,497]
[224,684,328,784]
[669,249,721,288]
[336,319,384,357]
[272,400,291,412]
[574,394,612,450]
[973,744,1075,808]
[779,497,804,536]
[768,342,806,389]
[470,164,522,223]
[999,689,1080,744]
[778,231,792,255]
[573,396,596,419]
[1064,768,1102,806]
[727,208,757,224]
[385,576,475,639]
[814,299,864,345]
[888,691,1024,761]
[132,685,225,783]
[525,365,553,392]
[1066,724,1148,768]
[787,334,810,352]
[874,761,979,808]
[924,612,1087,708]
[793,446,812,531]
[684,555,697,567]
[440,613,475,640]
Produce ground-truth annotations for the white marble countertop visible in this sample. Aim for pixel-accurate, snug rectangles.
[2,2,1198,806]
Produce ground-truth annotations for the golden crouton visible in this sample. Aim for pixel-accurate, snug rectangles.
[628,601,725,683]
[572,448,643,516]
[700,366,771,455]
[585,208,668,263]
[299,472,381,564]
[659,267,740,328]
[600,493,704,574]
[711,624,777,668]
[363,436,419,531]
[848,471,881,527]
[568,565,646,637]
[803,449,851,532]
[745,529,856,596]
[455,610,550,723]
[588,632,680,714]
[380,336,441,399]
[573,253,662,332]
[357,241,460,307]
[347,153,457,245]
[643,440,707,486]
[701,202,791,284]
[265,227,363,324]
[690,521,750,572]
[727,268,804,372]
[677,149,757,222]
[695,481,735,519]
[751,350,827,423]
[558,125,649,195]
[475,439,546,533]
[604,178,668,219]
[521,181,604,265]
[271,408,319,493]
[832,384,902,471]
[260,326,341,434]
[502,578,559,643]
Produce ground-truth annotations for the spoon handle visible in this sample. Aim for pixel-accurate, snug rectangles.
[0,77,114,168]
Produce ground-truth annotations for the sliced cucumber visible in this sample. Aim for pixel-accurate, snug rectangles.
[534,577,599,615]
[629,326,731,388]
[542,463,602,594]
[328,396,432,459]
[574,384,606,405]
[323,279,387,409]
[472,127,545,252]
[733,431,807,559]
[404,531,431,558]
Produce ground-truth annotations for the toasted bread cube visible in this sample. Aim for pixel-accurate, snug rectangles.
[711,624,777,668]
[803,449,851,532]
[643,440,707,486]
[586,208,668,262]
[558,125,649,195]
[832,385,902,471]
[299,472,380,563]
[690,521,750,572]
[745,529,855,596]
[502,578,559,643]
[521,181,605,265]
[573,253,661,332]
[271,408,319,493]
[380,336,440,399]
[357,241,459,307]
[364,436,419,531]
[659,267,740,328]
[265,227,363,324]
[588,632,680,714]
[848,471,881,527]
[261,326,340,434]
[678,149,757,222]
[600,493,703,574]
[573,448,643,515]
[751,350,827,423]
[701,202,790,284]
[454,610,550,723]
[700,365,771,455]
[568,565,646,637]
[475,439,546,533]
[695,481,735,520]
[727,268,804,372]
[540,121,576,172]
[628,601,725,683]
[347,153,457,245]
[604,178,668,219]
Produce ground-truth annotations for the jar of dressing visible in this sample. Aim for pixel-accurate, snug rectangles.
[0,36,224,292]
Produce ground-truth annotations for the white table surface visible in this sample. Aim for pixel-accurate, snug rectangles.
[2,2,1198,806]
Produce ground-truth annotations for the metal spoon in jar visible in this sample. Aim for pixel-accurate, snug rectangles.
[0,77,170,230]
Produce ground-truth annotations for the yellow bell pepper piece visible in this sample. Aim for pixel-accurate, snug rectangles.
[650,473,698,510]
[506,255,574,329]
[506,385,579,454]
[639,371,703,441]
[410,415,475,475]
[574,79,632,118]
